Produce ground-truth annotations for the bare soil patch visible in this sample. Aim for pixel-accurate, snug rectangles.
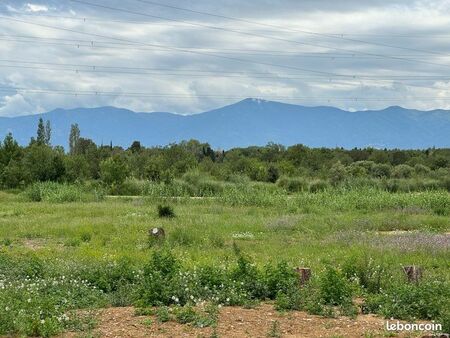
[63,304,434,337]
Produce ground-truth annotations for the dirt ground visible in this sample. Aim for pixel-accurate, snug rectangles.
[63,304,439,338]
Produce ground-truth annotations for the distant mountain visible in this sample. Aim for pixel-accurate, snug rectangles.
[1,98,449,149]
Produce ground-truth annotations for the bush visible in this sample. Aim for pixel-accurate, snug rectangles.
[342,255,387,294]
[392,164,414,179]
[157,204,175,218]
[365,278,449,325]
[370,163,391,178]
[414,164,431,175]
[319,266,353,306]
[0,268,105,337]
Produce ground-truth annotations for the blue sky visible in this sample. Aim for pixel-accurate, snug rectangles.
[1,0,450,116]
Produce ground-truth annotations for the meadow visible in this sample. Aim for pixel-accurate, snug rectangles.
[0,182,449,336]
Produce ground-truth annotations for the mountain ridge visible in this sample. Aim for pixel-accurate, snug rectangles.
[1,99,449,149]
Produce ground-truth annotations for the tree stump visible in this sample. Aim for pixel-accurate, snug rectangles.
[149,227,165,244]
[403,265,422,283]
[295,267,312,287]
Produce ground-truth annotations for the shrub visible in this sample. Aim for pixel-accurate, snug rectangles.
[264,261,299,299]
[99,156,129,187]
[137,249,180,306]
[230,246,267,299]
[414,164,431,175]
[329,161,347,185]
[157,204,175,218]
[391,164,414,179]
[319,266,353,306]
[342,256,387,294]
[175,306,198,324]
[370,163,391,178]
[80,232,92,243]
[0,274,105,337]
[156,307,171,322]
[365,278,449,324]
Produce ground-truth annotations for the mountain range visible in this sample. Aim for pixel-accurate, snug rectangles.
[1,98,449,149]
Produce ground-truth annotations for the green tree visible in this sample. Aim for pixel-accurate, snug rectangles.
[0,133,21,167]
[45,120,51,145]
[129,141,142,154]
[0,160,25,188]
[266,165,280,183]
[64,155,91,182]
[100,155,129,186]
[329,161,347,185]
[69,123,81,155]
[22,144,65,182]
[36,118,46,145]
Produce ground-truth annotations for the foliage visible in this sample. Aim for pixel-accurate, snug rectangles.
[22,182,104,203]
[0,122,449,192]
[365,278,450,332]
[157,204,175,218]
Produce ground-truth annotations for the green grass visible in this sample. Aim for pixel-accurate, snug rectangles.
[0,187,449,336]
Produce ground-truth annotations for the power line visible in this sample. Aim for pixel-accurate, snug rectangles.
[1,59,450,82]
[2,34,449,60]
[2,86,450,101]
[15,12,450,39]
[69,0,450,68]
[0,16,386,78]
[131,0,449,56]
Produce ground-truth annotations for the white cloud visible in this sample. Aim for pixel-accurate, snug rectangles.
[1,0,450,116]
[25,3,48,13]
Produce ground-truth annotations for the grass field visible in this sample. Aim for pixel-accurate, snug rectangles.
[0,187,449,336]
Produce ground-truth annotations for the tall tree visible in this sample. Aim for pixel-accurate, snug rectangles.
[45,120,52,145]
[36,118,46,145]
[69,123,81,155]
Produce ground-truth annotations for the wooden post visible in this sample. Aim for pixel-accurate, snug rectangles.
[295,267,311,287]
[403,266,422,283]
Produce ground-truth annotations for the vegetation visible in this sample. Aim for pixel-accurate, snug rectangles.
[0,121,449,193]
[0,120,448,336]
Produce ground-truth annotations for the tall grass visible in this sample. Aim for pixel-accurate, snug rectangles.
[22,182,105,203]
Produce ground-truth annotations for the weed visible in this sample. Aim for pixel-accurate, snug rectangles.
[155,307,171,323]
[267,320,282,338]
[157,204,175,218]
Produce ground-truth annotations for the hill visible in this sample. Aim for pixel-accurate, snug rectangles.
[1,98,449,149]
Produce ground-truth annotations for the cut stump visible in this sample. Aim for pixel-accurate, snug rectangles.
[403,265,422,283]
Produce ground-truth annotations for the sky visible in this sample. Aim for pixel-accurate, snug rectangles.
[0,0,450,116]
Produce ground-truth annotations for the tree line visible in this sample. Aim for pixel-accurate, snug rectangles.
[0,119,449,190]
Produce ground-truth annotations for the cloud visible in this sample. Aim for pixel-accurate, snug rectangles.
[25,3,48,12]
[1,0,450,116]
